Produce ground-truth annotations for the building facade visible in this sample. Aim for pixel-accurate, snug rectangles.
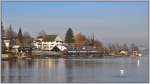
[33,35,67,51]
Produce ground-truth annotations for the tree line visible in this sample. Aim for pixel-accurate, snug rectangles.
[1,22,33,53]
[1,22,140,55]
[64,28,140,55]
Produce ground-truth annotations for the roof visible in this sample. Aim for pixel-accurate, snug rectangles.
[34,40,41,42]
[36,35,58,42]
[57,45,67,51]
[37,36,44,38]
[50,45,67,51]
[43,35,57,41]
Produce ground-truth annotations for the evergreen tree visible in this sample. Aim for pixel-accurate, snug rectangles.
[1,21,6,53]
[6,25,15,48]
[65,28,74,43]
[7,25,14,40]
[90,33,95,46]
[1,21,5,38]
[18,27,23,46]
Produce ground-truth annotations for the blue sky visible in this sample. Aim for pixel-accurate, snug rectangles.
[2,2,148,47]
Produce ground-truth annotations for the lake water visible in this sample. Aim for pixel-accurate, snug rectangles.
[1,55,149,83]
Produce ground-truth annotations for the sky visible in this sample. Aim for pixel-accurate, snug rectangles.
[1,1,149,48]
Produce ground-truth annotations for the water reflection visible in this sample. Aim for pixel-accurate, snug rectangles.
[137,59,140,68]
[120,69,124,75]
[1,60,34,82]
[1,56,149,83]
[64,59,73,82]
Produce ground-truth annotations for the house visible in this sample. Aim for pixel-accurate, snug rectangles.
[109,51,116,56]
[131,51,143,56]
[11,45,20,53]
[119,50,128,56]
[3,37,21,52]
[3,39,10,49]
[33,35,67,51]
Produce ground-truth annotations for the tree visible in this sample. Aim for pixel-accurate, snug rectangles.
[23,32,33,47]
[74,33,87,47]
[6,25,14,40]
[108,43,118,55]
[38,30,46,37]
[65,28,74,43]
[87,33,95,46]
[90,33,95,46]
[108,43,113,52]
[23,32,30,38]
[122,44,128,51]
[1,21,5,38]
[115,43,122,51]
[1,40,6,53]
[109,43,117,51]
[6,25,16,48]
[130,43,139,51]
[1,21,6,53]
[17,27,23,46]
[94,40,104,50]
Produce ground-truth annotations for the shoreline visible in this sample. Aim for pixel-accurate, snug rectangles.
[1,54,143,61]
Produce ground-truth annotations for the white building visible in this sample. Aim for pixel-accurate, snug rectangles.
[131,51,143,56]
[3,38,20,52]
[33,35,67,51]
[119,50,128,56]
[3,39,10,48]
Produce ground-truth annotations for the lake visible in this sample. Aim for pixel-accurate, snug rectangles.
[1,55,149,83]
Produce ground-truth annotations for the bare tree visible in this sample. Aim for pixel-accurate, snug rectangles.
[130,43,139,51]
[6,25,15,40]
[23,32,33,47]
[122,44,128,51]
[38,30,47,37]
[74,33,87,47]
[6,25,16,48]
[114,43,122,51]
